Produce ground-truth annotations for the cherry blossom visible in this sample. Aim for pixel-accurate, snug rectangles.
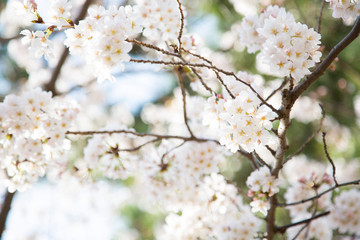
[0,88,79,192]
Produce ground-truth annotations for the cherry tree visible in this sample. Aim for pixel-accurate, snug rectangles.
[0,0,360,239]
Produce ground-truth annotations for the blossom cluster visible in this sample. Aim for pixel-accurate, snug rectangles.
[83,126,137,180]
[20,29,54,60]
[0,88,78,192]
[17,0,186,82]
[238,5,322,81]
[82,130,260,238]
[283,159,334,239]
[329,189,360,235]
[284,172,332,218]
[17,0,72,59]
[246,166,280,215]
[203,76,276,153]
[153,172,262,240]
[325,0,360,24]
[81,129,262,239]
[64,5,141,82]
[136,0,184,43]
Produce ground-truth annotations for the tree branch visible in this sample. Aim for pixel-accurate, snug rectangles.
[176,0,185,53]
[264,77,289,102]
[0,191,15,238]
[0,35,21,45]
[316,0,326,33]
[175,68,195,137]
[129,58,280,115]
[66,129,216,143]
[322,132,339,186]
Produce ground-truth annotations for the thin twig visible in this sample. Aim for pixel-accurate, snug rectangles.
[118,138,159,152]
[180,48,235,98]
[133,40,278,114]
[249,153,259,169]
[253,150,272,170]
[316,0,326,33]
[160,141,186,169]
[278,178,360,207]
[191,69,216,94]
[264,78,289,102]
[176,0,185,53]
[126,38,180,57]
[130,39,279,115]
[66,129,217,143]
[129,58,280,115]
[0,35,21,45]
[266,145,277,156]
[175,68,195,137]
[237,148,264,169]
[276,211,330,234]
[214,71,235,99]
[322,132,339,186]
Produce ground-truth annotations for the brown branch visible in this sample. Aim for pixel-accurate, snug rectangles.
[175,68,194,137]
[290,16,360,106]
[191,69,216,95]
[264,78,289,102]
[215,71,235,99]
[322,132,339,186]
[130,58,280,115]
[130,58,210,67]
[249,153,259,169]
[176,50,215,95]
[0,35,21,45]
[0,191,15,238]
[132,39,278,114]
[45,49,69,94]
[285,104,325,162]
[160,141,186,169]
[276,211,330,234]
[253,150,272,170]
[267,88,293,239]
[266,145,277,156]
[130,40,279,115]
[316,0,326,33]
[118,138,159,152]
[176,0,185,53]
[66,129,216,143]
[126,38,180,57]
[180,48,234,97]
[44,0,94,95]
[237,148,261,169]
[278,178,360,207]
